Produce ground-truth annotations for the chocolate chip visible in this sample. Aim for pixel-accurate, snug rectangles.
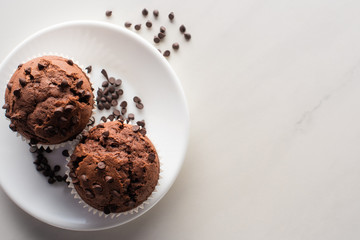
[80,174,88,182]
[60,116,67,123]
[116,89,123,96]
[168,12,174,20]
[133,96,141,103]
[100,97,107,102]
[85,65,92,73]
[101,116,107,122]
[18,63,23,68]
[29,146,38,153]
[128,113,135,120]
[76,80,84,88]
[158,32,166,39]
[115,79,122,86]
[160,26,166,33]
[104,206,111,215]
[135,24,141,30]
[13,89,21,98]
[55,175,63,182]
[2,103,9,110]
[102,131,110,138]
[85,190,95,199]
[9,123,17,131]
[108,114,115,121]
[154,36,160,43]
[101,69,109,80]
[111,92,119,99]
[120,101,127,108]
[105,176,114,183]
[140,128,147,136]
[163,50,170,57]
[64,105,75,112]
[125,22,132,28]
[97,103,104,110]
[104,102,111,110]
[142,8,148,16]
[92,184,103,192]
[113,109,121,116]
[103,87,110,95]
[153,9,159,17]
[48,178,56,184]
[121,108,127,115]
[106,10,112,17]
[6,83,12,90]
[132,125,140,132]
[146,21,152,28]
[19,77,28,87]
[25,67,31,75]
[185,33,191,40]
[97,161,106,170]
[172,42,180,50]
[108,85,115,93]
[106,95,112,102]
[54,107,63,116]
[5,112,10,118]
[38,63,45,70]
[54,165,60,172]
[148,153,156,162]
[111,100,118,106]
[62,149,69,157]
[63,174,68,182]
[97,88,103,97]
[60,79,69,88]
[67,59,73,65]
[179,24,186,33]
[111,190,121,198]
[109,77,115,85]
[136,120,145,127]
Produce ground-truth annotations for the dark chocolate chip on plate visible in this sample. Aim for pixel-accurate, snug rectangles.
[160,26,166,33]
[133,96,141,103]
[158,32,166,39]
[115,79,122,86]
[172,42,180,50]
[154,36,160,43]
[153,9,159,17]
[62,149,70,157]
[163,50,170,57]
[146,21,152,28]
[109,77,115,85]
[102,81,109,88]
[106,10,112,17]
[128,113,135,120]
[120,101,127,108]
[185,33,192,40]
[125,22,132,28]
[180,24,186,33]
[168,12,174,20]
[136,102,144,109]
[85,65,92,73]
[135,24,141,30]
[142,8,148,16]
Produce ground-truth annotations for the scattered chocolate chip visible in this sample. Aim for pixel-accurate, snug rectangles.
[111,100,118,106]
[132,125,140,132]
[136,120,146,127]
[135,24,141,30]
[168,12,174,20]
[125,22,132,28]
[163,50,171,57]
[105,176,114,183]
[85,65,92,73]
[184,33,191,40]
[62,149,69,157]
[121,108,127,115]
[109,77,115,85]
[97,161,106,169]
[104,102,111,110]
[153,9,159,17]
[76,80,84,88]
[111,92,119,100]
[154,36,160,43]
[48,178,56,184]
[25,67,31,75]
[111,190,121,198]
[120,101,127,108]
[56,175,63,182]
[101,69,109,80]
[6,83,12,90]
[146,21,152,28]
[80,174,88,182]
[133,96,141,103]
[54,165,61,172]
[85,190,95,199]
[140,128,147,136]
[172,42,180,50]
[148,153,156,162]
[19,78,27,87]
[13,89,21,98]
[113,109,121,116]
[67,59,73,65]
[142,8,148,16]
[106,10,112,17]
[92,184,103,192]
[180,24,186,33]
[97,103,104,110]
[101,116,107,122]
[116,89,123,96]
[102,131,110,138]
[158,32,166,39]
[108,114,115,121]
[114,79,122,86]
[108,85,115,93]
[128,113,135,120]
[38,63,45,70]
[160,26,166,33]
[102,81,109,88]
[106,95,112,102]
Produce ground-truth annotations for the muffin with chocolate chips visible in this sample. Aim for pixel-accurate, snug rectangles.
[3,55,94,145]
[68,121,159,214]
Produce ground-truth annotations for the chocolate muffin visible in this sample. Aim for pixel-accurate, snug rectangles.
[3,56,94,145]
[68,121,160,214]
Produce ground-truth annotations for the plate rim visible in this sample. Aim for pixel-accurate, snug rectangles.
[0,20,190,231]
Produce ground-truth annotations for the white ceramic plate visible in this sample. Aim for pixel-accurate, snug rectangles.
[0,21,189,231]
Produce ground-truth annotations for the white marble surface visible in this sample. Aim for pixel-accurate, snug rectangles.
[1,0,360,239]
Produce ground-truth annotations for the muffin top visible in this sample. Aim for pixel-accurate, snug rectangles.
[3,55,94,144]
[68,121,160,214]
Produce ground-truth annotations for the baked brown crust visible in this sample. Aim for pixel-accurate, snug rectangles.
[4,56,94,144]
[68,121,160,214]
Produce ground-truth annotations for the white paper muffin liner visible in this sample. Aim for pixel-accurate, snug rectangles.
[4,52,95,150]
[65,120,163,218]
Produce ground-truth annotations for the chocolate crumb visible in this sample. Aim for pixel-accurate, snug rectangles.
[158,32,166,39]
[38,63,45,70]
[85,65,92,73]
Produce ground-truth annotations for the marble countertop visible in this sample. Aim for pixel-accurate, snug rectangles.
[1,0,360,239]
